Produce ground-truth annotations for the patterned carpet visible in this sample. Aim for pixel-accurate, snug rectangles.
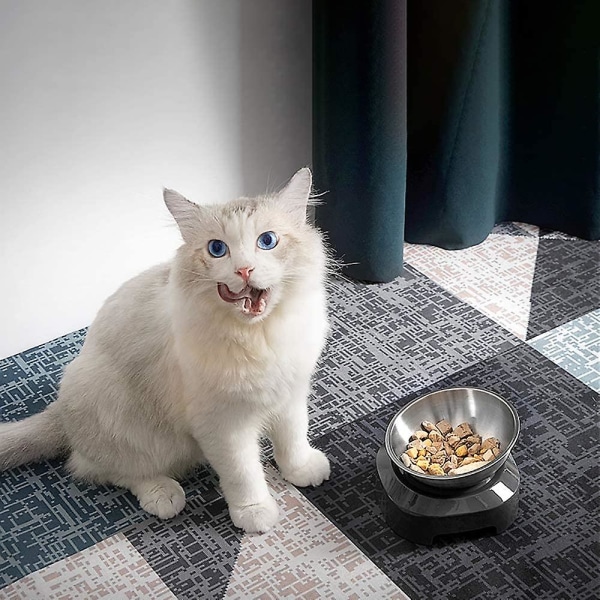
[1,223,598,599]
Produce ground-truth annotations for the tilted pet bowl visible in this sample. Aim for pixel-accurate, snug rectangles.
[378,387,521,544]
[385,387,520,489]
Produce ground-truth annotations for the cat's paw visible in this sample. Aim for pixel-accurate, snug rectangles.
[229,495,279,533]
[281,448,331,488]
[134,477,186,519]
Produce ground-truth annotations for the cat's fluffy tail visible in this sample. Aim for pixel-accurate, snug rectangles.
[0,405,66,469]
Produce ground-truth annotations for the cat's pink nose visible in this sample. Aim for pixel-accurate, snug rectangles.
[236,266,254,283]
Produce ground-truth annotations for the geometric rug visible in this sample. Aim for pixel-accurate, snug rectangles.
[404,232,539,340]
[1,223,598,599]
[529,310,600,393]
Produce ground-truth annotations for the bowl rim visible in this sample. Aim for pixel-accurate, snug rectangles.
[384,386,521,484]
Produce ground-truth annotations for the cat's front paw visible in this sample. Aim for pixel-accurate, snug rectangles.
[134,477,186,519]
[281,448,331,488]
[229,495,279,533]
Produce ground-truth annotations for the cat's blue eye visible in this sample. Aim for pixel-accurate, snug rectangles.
[257,231,278,250]
[208,239,228,258]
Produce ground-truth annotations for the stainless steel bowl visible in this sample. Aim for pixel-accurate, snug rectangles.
[385,387,520,489]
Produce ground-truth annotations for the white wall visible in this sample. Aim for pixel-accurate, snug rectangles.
[0,0,312,358]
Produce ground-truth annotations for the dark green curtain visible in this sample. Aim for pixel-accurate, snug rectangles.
[313,0,599,283]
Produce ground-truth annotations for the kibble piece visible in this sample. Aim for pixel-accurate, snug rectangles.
[444,441,454,455]
[401,453,412,467]
[447,435,461,447]
[428,430,443,443]
[411,430,429,440]
[416,458,430,471]
[454,422,474,438]
[482,448,495,461]
[435,419,453,436]
[426,445,438,455]
[492,447,501,457]
[410,463,425,473]
[449,462,486,476]
[466,435,482,445]
[418,448,427,457]
[431,452,446,465]
[421,420,438,432]
[409,439,423,450]
[455,444,468,457]
[422,438,433,448]
[481,437,501,452]
[406,447,419,459]
[468,443,481,455]
[428,464,444,476]
[461,456,482,466]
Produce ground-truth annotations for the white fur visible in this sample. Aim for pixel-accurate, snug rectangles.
[0,168,330,533]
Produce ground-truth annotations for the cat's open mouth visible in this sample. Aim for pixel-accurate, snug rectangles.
[217,283,270,317]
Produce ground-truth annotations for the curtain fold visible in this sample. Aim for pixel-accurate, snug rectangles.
[313,0,599,283]
[313,0,407,283]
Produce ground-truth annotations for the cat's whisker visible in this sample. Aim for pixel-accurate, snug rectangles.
[308,191,327,207]
[179,268,213,282]
[325,275,352,289]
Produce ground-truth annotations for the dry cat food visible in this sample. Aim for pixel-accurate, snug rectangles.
[400,419,501,476]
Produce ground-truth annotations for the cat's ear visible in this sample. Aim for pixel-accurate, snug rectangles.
[164,188,200,244]
[277,167,312,224]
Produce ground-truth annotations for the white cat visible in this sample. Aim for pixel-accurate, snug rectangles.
[0,168,331,533]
